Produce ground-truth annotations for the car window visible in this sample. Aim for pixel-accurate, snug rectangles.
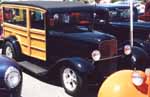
[30,10,45,30]
[96,8,138,22]
[108,8,138,22]
[48,12,93,33]
[3,7,27,27]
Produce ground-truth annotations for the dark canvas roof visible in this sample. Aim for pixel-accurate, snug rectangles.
[2,1,97,13]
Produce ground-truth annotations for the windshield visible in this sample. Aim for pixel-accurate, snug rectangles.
[48,12,93,33]
[108,8,138,22]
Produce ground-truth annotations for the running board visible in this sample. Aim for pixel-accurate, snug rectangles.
[18,61,48,76]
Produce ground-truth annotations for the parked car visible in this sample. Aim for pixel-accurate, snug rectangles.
[98,69,150,97]
[0,55,22,97]
[139,1,150,21]
[0,1,126,96]
[94,4,149,69]
[113,0,145,15]
[95,4,138,43]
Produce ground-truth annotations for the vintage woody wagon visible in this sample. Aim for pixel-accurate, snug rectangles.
[0,1,126,96]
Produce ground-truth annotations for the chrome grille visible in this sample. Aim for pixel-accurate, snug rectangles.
[99,39,117,59]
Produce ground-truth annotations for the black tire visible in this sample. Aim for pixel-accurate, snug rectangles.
[2,41,20,60]
[60,65,87,97]
[10,91,21,97]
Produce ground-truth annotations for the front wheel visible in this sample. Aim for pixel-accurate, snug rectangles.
[60,65,87,97]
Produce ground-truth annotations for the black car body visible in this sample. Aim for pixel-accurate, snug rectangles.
[95,4,141,44]
[95,4,149,68]
[0,1,120,96]
[0,56,22,97]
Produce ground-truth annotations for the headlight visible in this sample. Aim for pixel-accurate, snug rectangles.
[124,45,132,55]
[91,50,101,61]
[4,66,21,88]
[145,68,150,76]
[132,71,144,86]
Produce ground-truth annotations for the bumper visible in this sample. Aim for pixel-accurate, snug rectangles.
[0,89,13,97]
[87,55,120,85]
[0,88,22,97]
[0,83,22,97]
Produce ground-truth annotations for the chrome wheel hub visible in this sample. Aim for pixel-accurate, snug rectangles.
[5,46,13,58]
[63,68,78,92]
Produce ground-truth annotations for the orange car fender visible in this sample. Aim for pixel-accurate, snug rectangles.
[98,70,148,97]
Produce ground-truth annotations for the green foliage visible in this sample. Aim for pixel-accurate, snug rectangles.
[112,0,119,2]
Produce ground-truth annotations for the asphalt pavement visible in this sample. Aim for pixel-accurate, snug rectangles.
[21,73,72,97]
[21,72,97,97]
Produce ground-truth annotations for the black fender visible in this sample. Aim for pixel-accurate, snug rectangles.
[2,36,21,55]
[120,39,149,68]
[118,39,146,55]
[132,39,145,49]
[131,46,149,70]
[120,39,145,49]
[55,57,95,74]
[118,40,149,70]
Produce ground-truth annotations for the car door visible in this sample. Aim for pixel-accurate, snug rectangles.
[29,9,46,61]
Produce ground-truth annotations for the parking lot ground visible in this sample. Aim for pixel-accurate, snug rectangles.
[22,72,97,97]
[22,72,72,97]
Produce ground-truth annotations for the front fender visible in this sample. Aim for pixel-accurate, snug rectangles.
[55,57,95,74]
[118,45,149,70]
[131,46,149,70]
[98,70,148,97]
[2,36,21,56]
[0,55,21,78]
[3,36,20,50]
[120,39,145,48]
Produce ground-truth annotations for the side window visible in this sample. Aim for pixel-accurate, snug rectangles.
[30,10,45,30]
[3,7,26,27]
[48,12,91,33]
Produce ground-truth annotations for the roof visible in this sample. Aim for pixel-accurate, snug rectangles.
[96,3,131,9]
[2,1,97,13]
[95,3,137,12]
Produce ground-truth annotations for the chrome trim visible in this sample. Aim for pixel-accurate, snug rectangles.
[99,55,121,61]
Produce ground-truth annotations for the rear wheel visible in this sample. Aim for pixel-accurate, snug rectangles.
[60,65,87,97]
[2,41,20,60]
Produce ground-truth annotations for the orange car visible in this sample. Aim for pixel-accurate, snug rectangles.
[98,69,150,97]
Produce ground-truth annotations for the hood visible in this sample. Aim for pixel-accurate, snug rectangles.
[111,22,150,29]
[65,31,115,43]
